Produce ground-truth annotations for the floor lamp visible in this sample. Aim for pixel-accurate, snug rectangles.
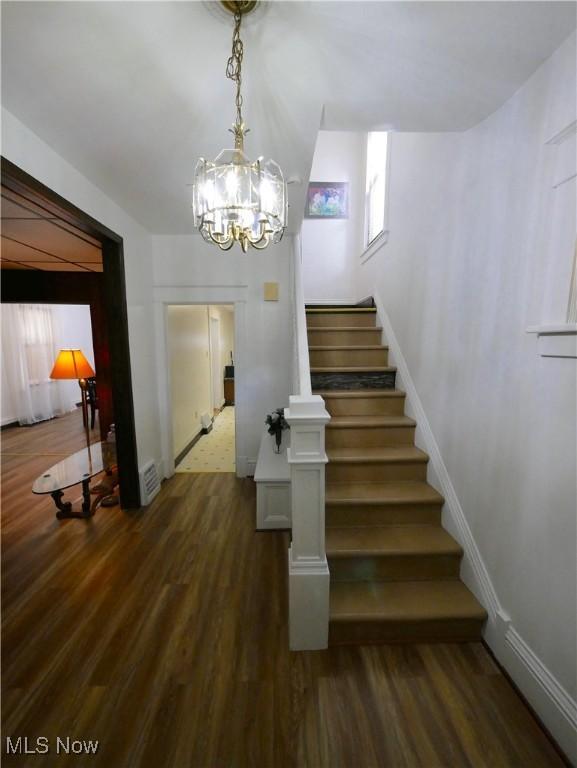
[50,349,95,457]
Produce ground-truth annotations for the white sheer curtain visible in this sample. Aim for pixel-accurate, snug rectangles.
[1,304,77,425]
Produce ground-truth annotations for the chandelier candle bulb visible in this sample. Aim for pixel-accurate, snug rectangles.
[192,2,287,252]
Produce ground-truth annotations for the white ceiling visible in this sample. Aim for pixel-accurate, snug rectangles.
[2,1,575,235]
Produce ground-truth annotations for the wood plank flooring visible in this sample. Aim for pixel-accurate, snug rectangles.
[1,412,566,767]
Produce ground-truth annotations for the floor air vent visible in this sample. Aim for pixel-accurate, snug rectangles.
[139,460,160,506]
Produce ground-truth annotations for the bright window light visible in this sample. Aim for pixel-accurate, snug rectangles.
[365,132,388,246]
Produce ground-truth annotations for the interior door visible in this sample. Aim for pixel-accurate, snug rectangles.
[209,316,222,412]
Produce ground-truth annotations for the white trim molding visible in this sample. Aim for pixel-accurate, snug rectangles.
[526,324,577,358]
[545,119,577,147]
[495,610,577,764]
[360,230,389,265]
[373,291,577,762]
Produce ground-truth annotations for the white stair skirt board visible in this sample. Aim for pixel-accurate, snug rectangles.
[372,290,577,763]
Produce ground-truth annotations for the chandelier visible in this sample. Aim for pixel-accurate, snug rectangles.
[192,1,287,252]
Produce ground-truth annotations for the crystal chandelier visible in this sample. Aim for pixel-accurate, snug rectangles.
[192,1,287,252]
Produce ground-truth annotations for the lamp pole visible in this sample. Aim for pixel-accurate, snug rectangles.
[79,377,92,463]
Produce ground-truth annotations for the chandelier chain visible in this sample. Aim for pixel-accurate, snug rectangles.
[192,2,286,251]
[226,10,244,128]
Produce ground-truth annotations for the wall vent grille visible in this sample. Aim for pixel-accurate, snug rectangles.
[139,460,160,506]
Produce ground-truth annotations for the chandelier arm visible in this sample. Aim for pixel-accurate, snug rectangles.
[246,225,268,245]
[211,230,235,250]
[207,227,234,248]
[249,235,270,250]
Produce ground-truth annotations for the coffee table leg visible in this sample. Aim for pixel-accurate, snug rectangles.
[51,482,94,520]
[52,490,72,519]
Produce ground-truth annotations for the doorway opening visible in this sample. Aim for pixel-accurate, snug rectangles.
[1,157,140,508]
[167,304,236,474]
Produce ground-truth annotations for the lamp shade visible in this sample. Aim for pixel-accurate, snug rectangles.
[50,349,95,380]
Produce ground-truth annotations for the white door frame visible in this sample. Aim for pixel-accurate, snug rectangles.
[208,314,223,412]
[153,285,247,479]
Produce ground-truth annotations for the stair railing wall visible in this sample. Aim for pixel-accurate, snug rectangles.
[286,234,331,650]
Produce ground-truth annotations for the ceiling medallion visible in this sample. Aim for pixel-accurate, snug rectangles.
[192,1,287,252]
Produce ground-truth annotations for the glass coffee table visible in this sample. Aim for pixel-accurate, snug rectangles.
[32,443,104,519]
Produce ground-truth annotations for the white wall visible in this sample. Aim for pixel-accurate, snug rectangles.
[355,33,576,756]
[152,235,293,476]
[301,131,365,304]
[167,305,211,458]
[2,108,161,474]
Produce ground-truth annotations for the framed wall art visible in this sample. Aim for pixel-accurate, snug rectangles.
[305,182,349,219]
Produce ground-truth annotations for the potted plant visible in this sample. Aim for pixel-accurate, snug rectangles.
[265,408,289,453]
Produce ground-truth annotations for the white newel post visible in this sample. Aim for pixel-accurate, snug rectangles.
[285,394,331,651]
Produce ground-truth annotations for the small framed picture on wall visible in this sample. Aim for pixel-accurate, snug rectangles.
[305,182,349,219]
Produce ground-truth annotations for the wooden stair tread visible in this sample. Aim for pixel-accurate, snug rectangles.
[309,345,389,351]
[327,415,416,428]
[326,480,444,505]
[311,366,395,373]
[330,580,487,622]
[327,446,428,463]
[308,326,383,332]
[315,389,405,398]
[306,307,377,313]
[326,525,462,557]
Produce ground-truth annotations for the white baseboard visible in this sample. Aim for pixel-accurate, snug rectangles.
[491,610,577,764]
[373,290,577,763]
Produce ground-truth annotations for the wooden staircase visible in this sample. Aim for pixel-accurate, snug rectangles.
[306,302,487,645]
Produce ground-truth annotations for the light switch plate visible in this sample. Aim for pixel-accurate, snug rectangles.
[264,282,279,301]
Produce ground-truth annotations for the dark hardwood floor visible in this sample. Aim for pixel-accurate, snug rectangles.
[1,411,565,767]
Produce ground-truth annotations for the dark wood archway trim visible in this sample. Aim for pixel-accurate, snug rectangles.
[1,157,141,509]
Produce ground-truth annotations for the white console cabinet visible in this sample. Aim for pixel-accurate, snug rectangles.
[254,430,291,530]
